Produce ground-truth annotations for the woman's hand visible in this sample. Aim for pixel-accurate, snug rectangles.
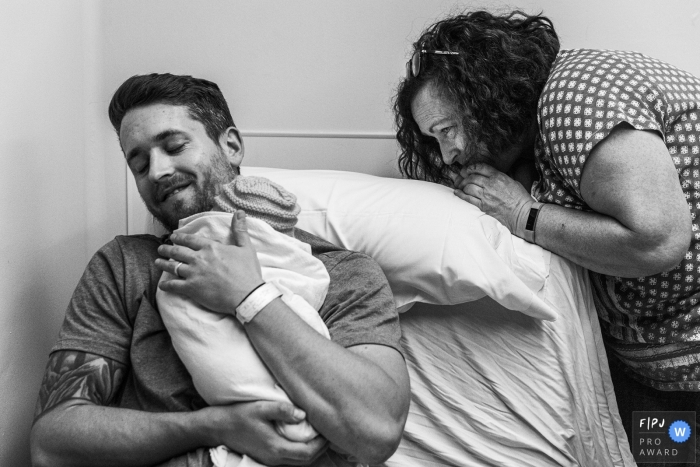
[155,211,264,314]
[452,162,535,238]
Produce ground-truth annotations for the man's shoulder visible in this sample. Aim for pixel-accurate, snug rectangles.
[101,233,166,256]
[90,234,166,277]
[294,228,381,276]
[295,229,400,351]
[294,228,346,256]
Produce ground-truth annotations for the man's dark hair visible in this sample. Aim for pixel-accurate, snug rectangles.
[108,73,236,143]
[393,10,560,184]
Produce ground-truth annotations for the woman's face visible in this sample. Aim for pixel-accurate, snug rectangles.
[410,82,521,173]
[411,83,469,168]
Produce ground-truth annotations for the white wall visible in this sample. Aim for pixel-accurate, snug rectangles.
[2,0,699,464]
[0,1,124,465]
[118,0,700,233]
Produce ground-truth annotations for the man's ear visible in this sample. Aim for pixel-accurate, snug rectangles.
[219,126,244,170]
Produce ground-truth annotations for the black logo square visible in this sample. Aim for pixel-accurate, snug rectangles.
[632,411,695,464]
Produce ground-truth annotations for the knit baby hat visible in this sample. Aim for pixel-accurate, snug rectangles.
[214,175,300,235]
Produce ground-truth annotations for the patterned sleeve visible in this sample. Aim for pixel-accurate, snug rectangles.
[533,49,672,208]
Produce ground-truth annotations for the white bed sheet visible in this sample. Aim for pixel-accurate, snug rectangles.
[384,254,635,467]
[243,166,635,466]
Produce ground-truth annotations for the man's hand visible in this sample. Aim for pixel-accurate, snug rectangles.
[204,400,328,466]
[156,211,264,313]
[452,162,535,238]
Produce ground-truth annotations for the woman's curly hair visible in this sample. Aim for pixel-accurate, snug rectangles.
[393,10,560,184]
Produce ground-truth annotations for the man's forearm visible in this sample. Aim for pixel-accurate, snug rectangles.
[245,299,409,464]
[156,217,409,463]
[31,401,213,467]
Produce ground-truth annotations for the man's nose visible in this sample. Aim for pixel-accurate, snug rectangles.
[148,150,176,182]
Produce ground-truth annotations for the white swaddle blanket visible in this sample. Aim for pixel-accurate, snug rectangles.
[156,211,330,467]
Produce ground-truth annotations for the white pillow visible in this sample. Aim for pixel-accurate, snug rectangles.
[245,167,556,321]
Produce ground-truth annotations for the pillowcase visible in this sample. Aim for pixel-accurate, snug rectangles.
[244,167,556,321]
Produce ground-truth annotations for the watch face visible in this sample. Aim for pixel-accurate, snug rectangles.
[526,206,539,231]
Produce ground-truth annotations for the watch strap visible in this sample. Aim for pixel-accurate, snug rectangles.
[523,202,544,244]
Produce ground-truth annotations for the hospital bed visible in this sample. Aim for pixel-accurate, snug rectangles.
[246,167,636,467]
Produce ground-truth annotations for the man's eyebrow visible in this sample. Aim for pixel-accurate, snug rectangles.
[126,129,187,162]
[154,129,187,142]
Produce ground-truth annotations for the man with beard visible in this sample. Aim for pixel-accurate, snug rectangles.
[29,74,410,467]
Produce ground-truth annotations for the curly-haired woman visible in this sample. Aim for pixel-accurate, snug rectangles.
[394,9,700,459]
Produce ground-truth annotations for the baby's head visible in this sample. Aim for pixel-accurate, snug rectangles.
[214,176,300,236]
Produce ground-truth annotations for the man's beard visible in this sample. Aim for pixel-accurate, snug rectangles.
[147,153,236,232]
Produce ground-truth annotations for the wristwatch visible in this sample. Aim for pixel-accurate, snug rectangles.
[523,202,544,244]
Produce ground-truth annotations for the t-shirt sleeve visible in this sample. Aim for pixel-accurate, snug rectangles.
[52,238,134,364]
[318,251,403,356]
[536,49,667,204]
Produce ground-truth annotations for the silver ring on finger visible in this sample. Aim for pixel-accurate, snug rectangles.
[174,261,184,278]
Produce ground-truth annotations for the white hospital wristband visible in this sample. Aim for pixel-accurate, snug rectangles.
[235,282,282,324]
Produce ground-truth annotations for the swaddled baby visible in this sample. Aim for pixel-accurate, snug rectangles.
[156,176,330,467]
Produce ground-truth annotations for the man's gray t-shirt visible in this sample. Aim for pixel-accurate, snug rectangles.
[52,228,403,413]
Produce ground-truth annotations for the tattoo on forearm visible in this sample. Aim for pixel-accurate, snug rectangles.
[33,350,126,423]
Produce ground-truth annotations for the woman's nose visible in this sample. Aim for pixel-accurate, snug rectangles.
[440,143,459,166]
[148,150,176,182]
